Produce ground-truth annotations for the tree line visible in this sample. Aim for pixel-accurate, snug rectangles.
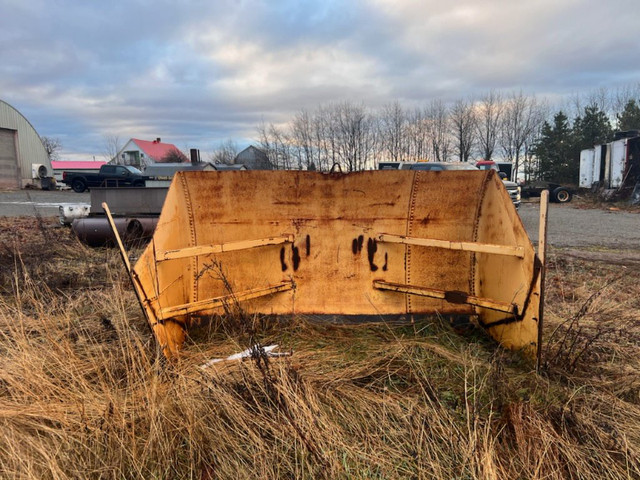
[247,85,640,183]
[533,95,640,183]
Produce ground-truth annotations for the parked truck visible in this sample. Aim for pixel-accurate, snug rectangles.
[380,160,522,207]
[63,165,147,193]
[475,160,573,203]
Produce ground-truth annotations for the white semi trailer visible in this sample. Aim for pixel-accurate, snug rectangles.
[579,131,640,192]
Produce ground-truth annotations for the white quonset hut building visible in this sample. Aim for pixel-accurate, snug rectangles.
[0,100,52,189]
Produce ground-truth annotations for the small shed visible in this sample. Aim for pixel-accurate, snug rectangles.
[234,146,272,170]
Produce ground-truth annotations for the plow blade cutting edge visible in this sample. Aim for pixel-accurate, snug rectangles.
[108,169,545,361]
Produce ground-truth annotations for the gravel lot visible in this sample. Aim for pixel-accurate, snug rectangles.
[518,201,640,250]
[0,189,637,252]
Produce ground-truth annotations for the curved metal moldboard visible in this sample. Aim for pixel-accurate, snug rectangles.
[132,169,540,358]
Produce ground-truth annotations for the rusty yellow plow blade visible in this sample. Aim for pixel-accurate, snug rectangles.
[109,169,545,361]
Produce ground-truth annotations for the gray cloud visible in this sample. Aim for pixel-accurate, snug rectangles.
[1,0,639,159]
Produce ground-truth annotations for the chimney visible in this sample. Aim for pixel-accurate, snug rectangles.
[190,148,201,164]
[156,137,161,143]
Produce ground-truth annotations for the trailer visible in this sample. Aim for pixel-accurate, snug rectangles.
[579,131,640,196]
[579,148,595,188]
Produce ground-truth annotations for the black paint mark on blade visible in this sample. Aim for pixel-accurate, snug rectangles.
[292,245,301,271]
[280,247,288,272]
[367,238,378,271]
[383,252,388,271]
[352,235,365,255]
[305,235,310,256]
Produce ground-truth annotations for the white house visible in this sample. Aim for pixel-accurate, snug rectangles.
[113,138,188,169]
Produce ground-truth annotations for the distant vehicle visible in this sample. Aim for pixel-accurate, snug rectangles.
[475,160,513,179]
[521,181,573,203]
[476,160,572,203]
[379,161,521,207]
[401,161,479,171]
[63,165,148,193]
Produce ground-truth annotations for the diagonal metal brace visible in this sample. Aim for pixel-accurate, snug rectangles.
[373,280,518,315]
[159,281,295,318]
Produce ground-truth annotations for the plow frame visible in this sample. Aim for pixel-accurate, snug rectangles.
[104,169,549,368]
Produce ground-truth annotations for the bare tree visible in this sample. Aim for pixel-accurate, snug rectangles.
[566,87,614,126]
[296,102,377,172]
[476,90,503,161]
[379,101,407,162]
[499,92,546,180]
[611,83,640,129]
[312,106,333,171]
[41,136,62,161]
[161,147,188,163]
[450,98,476,162]
[210,139,238,164]
[330,102,370,171]
[584,87,611,117]
[426,99,451,162]
[404,108,429,161]
[290,109,319,170]
[103,134,122,163]
[257,120,292,170]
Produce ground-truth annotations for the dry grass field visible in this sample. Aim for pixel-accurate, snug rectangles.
[0,216,639,479]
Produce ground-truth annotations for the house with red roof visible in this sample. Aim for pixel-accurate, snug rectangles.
[113,138,188,168]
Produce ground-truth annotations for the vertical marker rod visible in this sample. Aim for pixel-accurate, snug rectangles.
[536,190,549,372]
[102,202,154,326]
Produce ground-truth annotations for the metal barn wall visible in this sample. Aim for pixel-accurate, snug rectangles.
[0,100,51,188]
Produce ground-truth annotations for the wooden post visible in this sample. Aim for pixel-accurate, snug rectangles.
[536,190,549,372]
[102,202,156,327]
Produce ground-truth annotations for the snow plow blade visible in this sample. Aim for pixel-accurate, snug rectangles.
[126,169,543,359]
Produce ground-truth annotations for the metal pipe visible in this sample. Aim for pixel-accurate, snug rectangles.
[72,216,158,247]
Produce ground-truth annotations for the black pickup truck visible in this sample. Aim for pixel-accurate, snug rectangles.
[63,165,147,193]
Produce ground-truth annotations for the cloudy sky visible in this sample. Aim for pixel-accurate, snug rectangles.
[1,0,639,160]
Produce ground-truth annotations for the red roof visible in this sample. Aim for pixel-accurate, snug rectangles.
[51,160,106,170]
[132,138,187,162]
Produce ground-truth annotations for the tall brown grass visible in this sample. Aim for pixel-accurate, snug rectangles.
[0,219,638,479]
